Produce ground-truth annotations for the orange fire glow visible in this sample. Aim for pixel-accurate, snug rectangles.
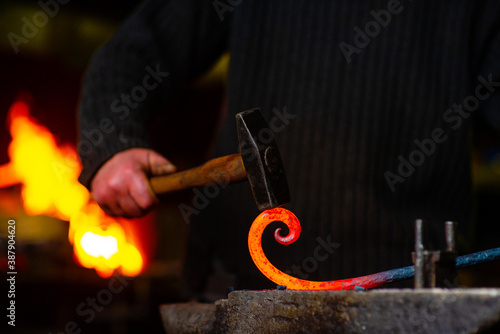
[0,100,144,278]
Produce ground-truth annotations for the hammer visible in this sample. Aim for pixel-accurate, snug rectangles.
[149,108,290,211]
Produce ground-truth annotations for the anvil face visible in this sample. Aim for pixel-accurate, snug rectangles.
[160,289,500,333]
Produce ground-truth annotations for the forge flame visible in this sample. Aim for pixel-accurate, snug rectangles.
[0,99,144,278]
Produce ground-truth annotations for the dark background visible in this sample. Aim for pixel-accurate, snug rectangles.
[0,1,499,333]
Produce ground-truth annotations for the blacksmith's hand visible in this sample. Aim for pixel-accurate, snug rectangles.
[91,148,176,217]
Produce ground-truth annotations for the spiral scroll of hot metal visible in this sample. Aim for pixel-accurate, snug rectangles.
[249,208,500,290]
[248,207,398,290]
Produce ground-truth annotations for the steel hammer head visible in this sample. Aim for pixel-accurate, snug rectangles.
[236,108,290,211]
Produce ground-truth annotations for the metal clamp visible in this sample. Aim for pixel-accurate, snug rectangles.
[413,219,457,288]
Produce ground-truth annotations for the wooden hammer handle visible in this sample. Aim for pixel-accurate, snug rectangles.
[149,153,247,194]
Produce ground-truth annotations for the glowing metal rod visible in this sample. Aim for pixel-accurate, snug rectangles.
[248,207,500,290]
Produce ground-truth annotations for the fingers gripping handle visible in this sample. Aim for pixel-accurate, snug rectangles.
[149,154,247,194]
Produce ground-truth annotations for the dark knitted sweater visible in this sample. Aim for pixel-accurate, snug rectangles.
[78,0,500,290]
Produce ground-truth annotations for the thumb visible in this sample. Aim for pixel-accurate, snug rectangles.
[147,151,177,176]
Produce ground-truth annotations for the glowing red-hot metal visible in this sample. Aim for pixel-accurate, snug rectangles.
[249,208,500,290]
[249,207,389,290]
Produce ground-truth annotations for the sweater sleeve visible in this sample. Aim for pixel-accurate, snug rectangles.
[77,0,229,188]
[473,1,500,131]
